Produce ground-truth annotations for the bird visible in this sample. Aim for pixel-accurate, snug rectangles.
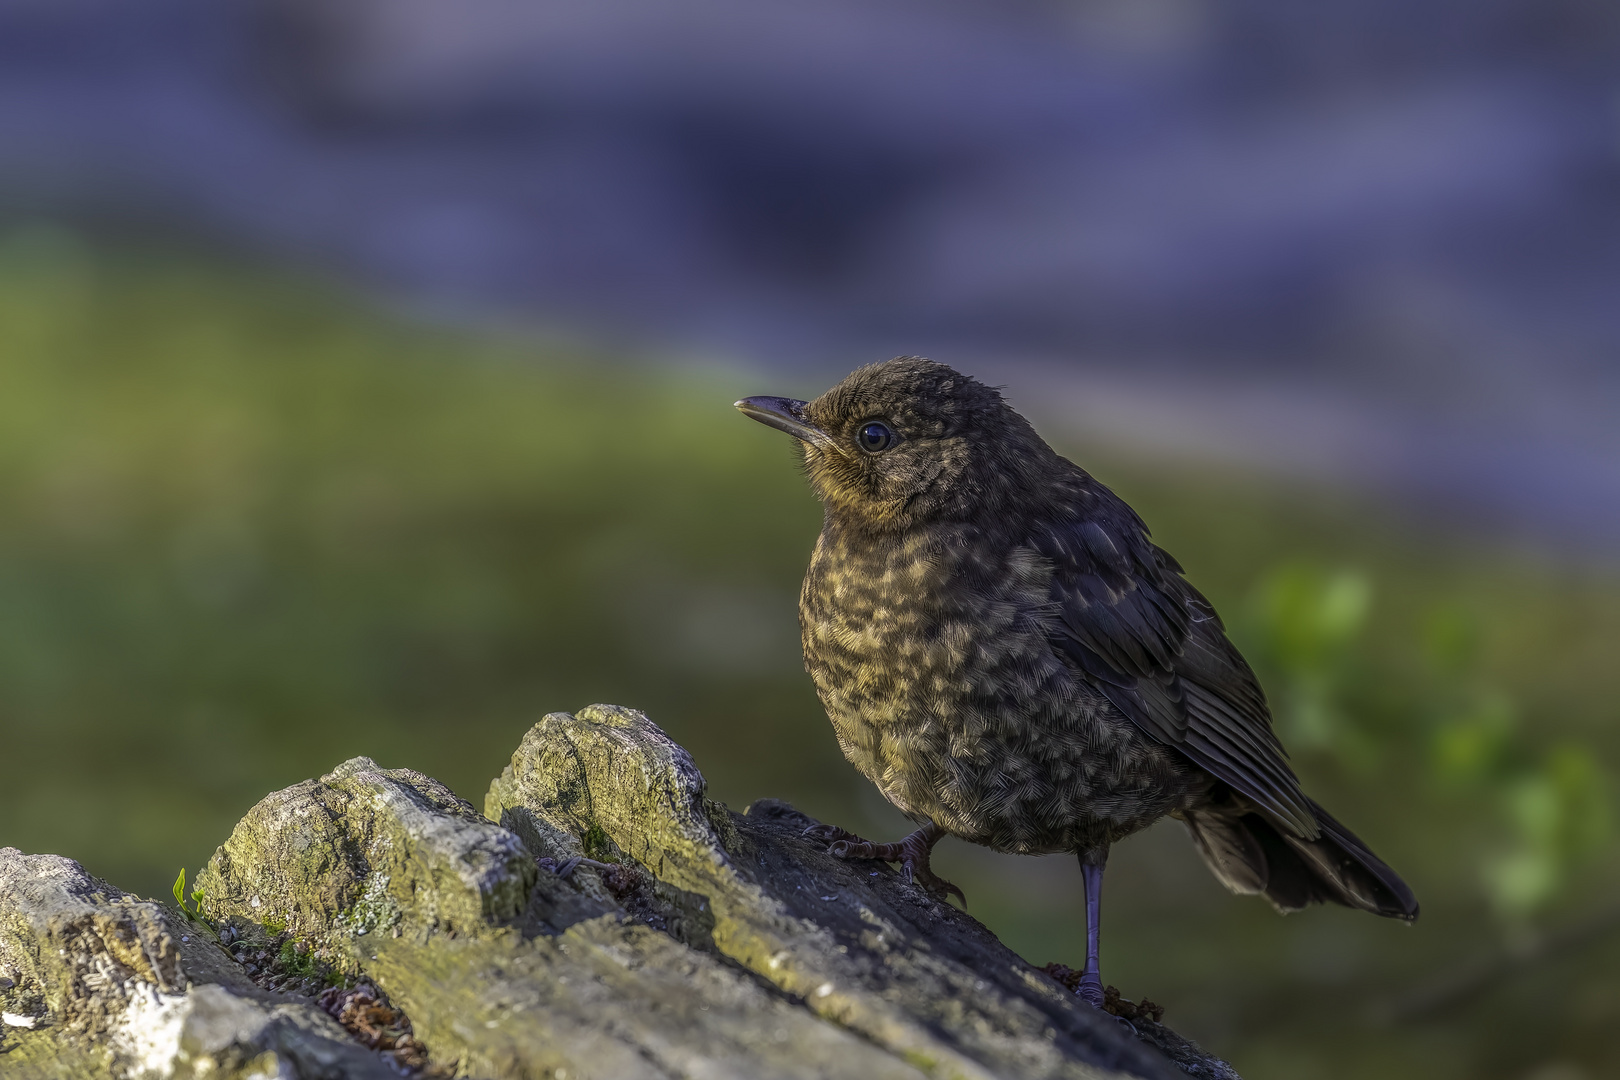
[735,356,1418,1009]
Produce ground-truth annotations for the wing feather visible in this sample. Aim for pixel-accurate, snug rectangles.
[1036,495,1318,838]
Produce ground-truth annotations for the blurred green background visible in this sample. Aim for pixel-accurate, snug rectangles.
[3,226,1620,1080]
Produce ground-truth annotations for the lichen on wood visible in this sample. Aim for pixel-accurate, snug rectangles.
[3,705,1238,1079]
[0,849,395,1079]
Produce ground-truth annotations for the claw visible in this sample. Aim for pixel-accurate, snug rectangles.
[805,821,967,906]
[828,838,884,860]
[803,823,857,844]
[916,869,967,908]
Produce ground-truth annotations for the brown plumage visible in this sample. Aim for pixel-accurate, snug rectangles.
[737,357,1418,1007]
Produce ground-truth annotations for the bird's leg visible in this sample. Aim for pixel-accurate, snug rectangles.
[804,820,966,904]
[1075,846,1109,1008]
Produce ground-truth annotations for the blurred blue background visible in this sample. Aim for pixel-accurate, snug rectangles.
[2,2,1619,1078]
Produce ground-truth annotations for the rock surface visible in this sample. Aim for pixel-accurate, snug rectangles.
[0,849,395,1079]
[1,704,1239,1079]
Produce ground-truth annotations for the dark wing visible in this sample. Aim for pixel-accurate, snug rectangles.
[1034,492,1318,839]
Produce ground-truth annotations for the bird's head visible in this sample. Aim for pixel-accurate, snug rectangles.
[736,357,1052,531]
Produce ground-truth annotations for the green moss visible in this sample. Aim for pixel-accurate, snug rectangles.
[277,938,325,981]
[901,1049,938,1071]
[579,821,615,862]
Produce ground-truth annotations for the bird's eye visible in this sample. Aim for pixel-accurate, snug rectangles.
[858,422,895,453]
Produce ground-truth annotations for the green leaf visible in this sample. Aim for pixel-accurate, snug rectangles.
[172,868,187,910]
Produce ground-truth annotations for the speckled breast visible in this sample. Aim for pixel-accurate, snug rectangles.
[799,520,1204,855]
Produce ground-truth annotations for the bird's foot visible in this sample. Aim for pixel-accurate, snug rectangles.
[803,823,966,905]
[801,823,861,846]
[1043,964,1142,1018]
[1078,976,1140,1034]
[1101,986,1164,1025]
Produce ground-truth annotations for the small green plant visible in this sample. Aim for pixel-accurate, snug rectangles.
[277,939,325,981]
[171,868,208,921]
[580,821,616,861]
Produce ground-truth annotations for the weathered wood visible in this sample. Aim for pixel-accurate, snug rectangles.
[0,704,1238,1079]
[0,850,393,1079]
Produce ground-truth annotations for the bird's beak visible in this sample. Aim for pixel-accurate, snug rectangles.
[734,396,841,454]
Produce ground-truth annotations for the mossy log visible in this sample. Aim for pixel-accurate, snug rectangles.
[1,705,1238,1080]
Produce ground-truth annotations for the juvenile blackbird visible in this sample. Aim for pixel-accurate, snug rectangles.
[736,357,1418,1008]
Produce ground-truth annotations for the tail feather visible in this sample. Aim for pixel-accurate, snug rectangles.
[1183,797,1419,921]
